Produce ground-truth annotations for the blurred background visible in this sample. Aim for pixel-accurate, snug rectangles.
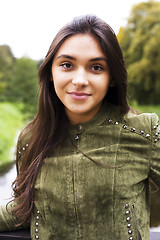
[0,0,160,231]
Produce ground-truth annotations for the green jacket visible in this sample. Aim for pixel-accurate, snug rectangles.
[0,102,160,240]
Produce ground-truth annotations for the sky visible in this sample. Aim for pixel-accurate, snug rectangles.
[0,0,156,60]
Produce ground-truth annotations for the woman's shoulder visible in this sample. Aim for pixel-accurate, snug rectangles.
[124,108,159,125]
[17,121,34,147]
[123,108,159,143]
[103,102,159,132]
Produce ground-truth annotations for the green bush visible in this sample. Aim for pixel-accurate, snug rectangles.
[0,102,24,166]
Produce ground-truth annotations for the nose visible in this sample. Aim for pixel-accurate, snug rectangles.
[72,69,89,87]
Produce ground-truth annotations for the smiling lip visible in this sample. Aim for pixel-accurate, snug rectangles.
[68,92,91,100]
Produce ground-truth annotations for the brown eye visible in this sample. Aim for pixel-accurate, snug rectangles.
[91,65,103,72]
[60,62,72,69]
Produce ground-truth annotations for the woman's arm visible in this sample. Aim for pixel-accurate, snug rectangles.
[149,113,160,186]
[0,202,30,231]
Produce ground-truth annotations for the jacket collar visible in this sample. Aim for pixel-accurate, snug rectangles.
[69,101,114,135]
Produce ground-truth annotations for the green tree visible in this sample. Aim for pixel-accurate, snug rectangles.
[0,45,15,98]
[118,1,160,104]
[7,57,38,115]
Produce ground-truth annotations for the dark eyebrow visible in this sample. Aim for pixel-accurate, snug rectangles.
[56,54,107,62]
[89,57,107,62]
[56,54,76,60]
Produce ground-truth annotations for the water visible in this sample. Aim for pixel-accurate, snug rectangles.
[0,130,19,206]
[0,164,16,206]
[151,227,160,232]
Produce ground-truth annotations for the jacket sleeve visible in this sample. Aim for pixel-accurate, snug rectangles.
[149,113,160,187]
[0,129,30,231]
[0,202,30,231]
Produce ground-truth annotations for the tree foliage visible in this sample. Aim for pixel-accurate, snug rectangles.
[0,45,15,96]
[7,57,38,114]
[118,1,160,104]
[0,45,39,116]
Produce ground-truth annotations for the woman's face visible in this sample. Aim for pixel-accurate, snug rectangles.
[51,33,111,124]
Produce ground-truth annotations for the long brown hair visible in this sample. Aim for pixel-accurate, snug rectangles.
[11,15,129,225]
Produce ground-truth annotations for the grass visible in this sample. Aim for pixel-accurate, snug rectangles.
[0,102,25,166]
[130,102,160,118]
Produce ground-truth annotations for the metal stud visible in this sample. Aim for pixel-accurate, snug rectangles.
[75,135,79,140]
[123,125,127,129]
[140,130,144,134]
[126,217,130,221]
[129,237,133,240]
[22,147,25,151]
[154,139,158,143]
[131,128,135,132]
[125,203,129,208]
[114,121,119,125]
[26,143,29,147]
[35,209,39,239]
[108,119,112,123]
[128,230,132,234]
[127,223,131,228]
[146,134,150,138]
[126,210,130,215]
[153,126,157,129]
[78,125,83,131]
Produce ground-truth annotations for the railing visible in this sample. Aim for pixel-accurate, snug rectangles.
[0,230,160,240]
[0,230,31,240]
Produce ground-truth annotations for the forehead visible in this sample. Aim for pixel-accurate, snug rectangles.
[54,33,105,58]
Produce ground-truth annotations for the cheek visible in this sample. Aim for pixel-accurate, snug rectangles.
[52,72,65,92]
[52,69,70,88]
[53,81,64,99]
[99,85,109,98]
[94,75,110,95]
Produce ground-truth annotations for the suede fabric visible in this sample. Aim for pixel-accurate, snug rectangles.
[0,102,160,240]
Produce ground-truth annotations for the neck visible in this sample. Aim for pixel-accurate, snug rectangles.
[65,104,102,125]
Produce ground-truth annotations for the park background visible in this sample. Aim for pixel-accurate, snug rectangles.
[0,0,160,230]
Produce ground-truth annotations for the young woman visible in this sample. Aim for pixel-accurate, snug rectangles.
[0,15,160,240]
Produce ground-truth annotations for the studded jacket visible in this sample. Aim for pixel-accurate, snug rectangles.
[0,101,160,240]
